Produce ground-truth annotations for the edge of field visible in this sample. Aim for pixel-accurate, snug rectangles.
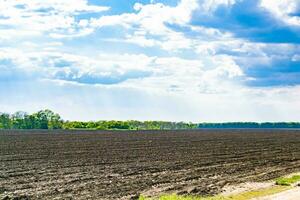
[139,172,300,200]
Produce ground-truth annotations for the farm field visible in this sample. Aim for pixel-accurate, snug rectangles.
[0,130,300,200]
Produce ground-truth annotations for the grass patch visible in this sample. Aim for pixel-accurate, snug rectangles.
[139,185,291,200]
[275,175,300,186]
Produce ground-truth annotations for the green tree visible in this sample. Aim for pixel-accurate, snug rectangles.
[32,110,62,129]
[0,113,11,129]
[11,111,28,129]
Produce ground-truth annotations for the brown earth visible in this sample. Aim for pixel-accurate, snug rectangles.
[0,129,300,200]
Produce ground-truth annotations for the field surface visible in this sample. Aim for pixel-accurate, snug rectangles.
[0,130,300,200]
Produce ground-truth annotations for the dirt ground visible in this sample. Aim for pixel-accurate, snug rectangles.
[0,129,300,200]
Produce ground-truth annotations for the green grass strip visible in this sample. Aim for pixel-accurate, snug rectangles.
[276,175,300,186]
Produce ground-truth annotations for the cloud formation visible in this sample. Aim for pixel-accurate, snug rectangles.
[0,0,299,121]
[0,0,109,39]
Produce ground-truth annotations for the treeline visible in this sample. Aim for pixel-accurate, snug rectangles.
[1,110,300,130]
[198,122,300,129]
[0,110,196,130]
[0,110,63,129]
[63,121,197,130]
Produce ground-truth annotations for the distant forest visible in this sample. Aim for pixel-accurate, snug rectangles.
[1,110,300,130]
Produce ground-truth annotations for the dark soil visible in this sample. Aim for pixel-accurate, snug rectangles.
[0,129,300,199]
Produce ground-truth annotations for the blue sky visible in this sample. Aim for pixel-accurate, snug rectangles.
[0,0,300,122]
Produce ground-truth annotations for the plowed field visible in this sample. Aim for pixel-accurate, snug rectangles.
[0,130,300,199]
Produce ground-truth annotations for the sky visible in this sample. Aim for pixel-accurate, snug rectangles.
[0,0,300,122]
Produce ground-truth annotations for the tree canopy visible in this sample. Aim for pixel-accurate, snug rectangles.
[0,110,63,129]
[0,110,300,130]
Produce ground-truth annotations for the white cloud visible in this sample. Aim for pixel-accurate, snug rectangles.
[0,0,109,39]
[88,0,246,53]
[260,0,300,26]
[198,0,236,13]
[90,0,198,51]
[0,46,245,95]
